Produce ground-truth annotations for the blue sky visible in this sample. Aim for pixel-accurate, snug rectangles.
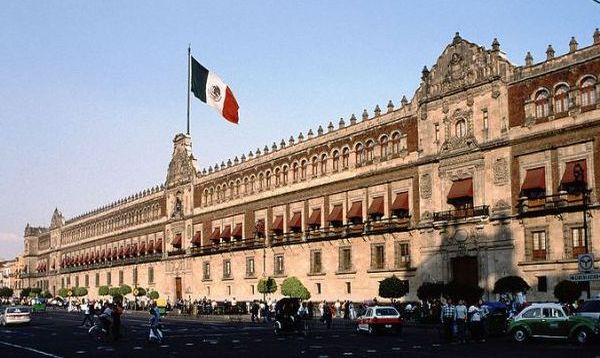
[0,1,598,259]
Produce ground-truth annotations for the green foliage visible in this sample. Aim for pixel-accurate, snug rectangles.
[57,288,68,298]
[42,290,52,299]
[28,287,43,297]
[98,285,109,296]
[133,287,146,297]
[119,284,132,296]
[148,290,159,300]
[20,287,31,298]
[73,287,88,297]
[442,281,484,304]
[493,276,530,294]
[378,275,409,301]
[280,276,311,300]
[112,294,124,304]
[257,277,278,295]
[0,287,14,298]
[417,282,444,302]
[553,280,582,304]
[108,287,121,297]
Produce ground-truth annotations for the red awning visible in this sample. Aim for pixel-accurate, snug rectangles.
[307,208,321,226]
[112,248,118,259]
[140,241,147,254]
[84,253,89,264]
[561,159,587,185]
[172,233,182,248]
[447,178,473,201]
[209,228,220,242]
[521,167,546,191]
[156,238,163,253]
[148,240,155,253]
[124,244,131,256]
[367,197,384,216]
[327,205,343,222]
[220,226,232,241]
[132,243,138,255]
[289,212,302,229]
[272,215,284,231]
[391,192,409,211]
[254,219,265,236]
[192,231,202,245]
[232,223,243,239]
[347,201,363,219]
[101,249,106,260]
[118,246,124,257]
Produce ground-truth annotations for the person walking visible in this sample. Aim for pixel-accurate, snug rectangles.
[111,301,124,341]
[454,299,468,344]
[322,302,333,329]
[440,298,456,343]
[81,300,94,327]
[468,300,484,342]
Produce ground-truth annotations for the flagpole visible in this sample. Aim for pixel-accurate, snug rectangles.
[186,44,191,135]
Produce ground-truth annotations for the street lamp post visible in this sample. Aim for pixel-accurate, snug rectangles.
[573,163,592,298]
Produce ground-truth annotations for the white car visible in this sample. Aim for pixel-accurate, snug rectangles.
[356,306,403,335]
[0,306,31,326]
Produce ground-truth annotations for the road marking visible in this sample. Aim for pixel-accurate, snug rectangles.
[185,343,194,346]
[0,341,63,358]
[366,349,377,353]
[412,345,422,349]
[160,344,169,348]
[232,339,240,343]
[75,351,86,354]
[343,353,354,356]
[432,344,440,347]
[133,346,142,350]
[309,345,323,349]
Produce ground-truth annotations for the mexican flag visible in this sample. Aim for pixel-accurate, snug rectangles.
[190,56,239,124]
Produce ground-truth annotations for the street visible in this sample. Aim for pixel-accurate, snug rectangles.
[0,310,598,357]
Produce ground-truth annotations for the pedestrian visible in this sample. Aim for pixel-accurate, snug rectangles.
[250,301,259,322]
[111,301,124,341]
[322,302,333,329]
[334,300,341,318]
[440,298,456,343]
[80,300,94,327]
[454,299,468,344]
[468,300,485,342]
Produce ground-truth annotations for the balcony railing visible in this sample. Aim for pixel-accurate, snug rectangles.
[432,205,489,222]
[517,191,590,217]
[190,238,266,256]
[59,253,162,273]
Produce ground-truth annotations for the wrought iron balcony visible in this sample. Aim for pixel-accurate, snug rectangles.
[432,205,489,222]
[517,191,591,217]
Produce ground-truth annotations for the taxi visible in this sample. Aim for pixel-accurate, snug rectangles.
[356,305,402,335]
[0,306,32,326]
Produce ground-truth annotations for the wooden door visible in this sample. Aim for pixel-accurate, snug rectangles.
[451,256,478,286]
[175,277,182,300]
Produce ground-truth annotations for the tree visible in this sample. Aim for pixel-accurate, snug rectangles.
[108,287,121,297]
[20,287,32,298]
[98,285,109,296]
[0,287,14,298]
[58,288,68,298]
[417,282,444,302]
[442,281,484,305]
[133,287,146,297]
[280,276,311,300]
[257,277,278,299]
[73,287,88,297]
[148,290,159,300]
[493,276,530,294]
[119,284,132,296]
[554,280,582,304]
[42,290,52,299]
[29,287,42,297]
[378,275,409,302]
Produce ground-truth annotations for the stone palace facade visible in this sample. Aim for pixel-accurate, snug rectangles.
[15,30,600,302]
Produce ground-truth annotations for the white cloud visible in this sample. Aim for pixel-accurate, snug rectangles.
[0,232,23,260]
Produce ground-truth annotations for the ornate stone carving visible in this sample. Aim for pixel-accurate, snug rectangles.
[440,108,478,153]
[166,134,197,188]
[50,208,64,229]
[493,158,509,185]
[420,173,432,199]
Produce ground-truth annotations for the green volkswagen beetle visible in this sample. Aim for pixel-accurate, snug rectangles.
[508,303,599,344]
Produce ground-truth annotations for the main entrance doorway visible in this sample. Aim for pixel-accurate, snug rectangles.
[175,277,182,300]
[451,256,478,286]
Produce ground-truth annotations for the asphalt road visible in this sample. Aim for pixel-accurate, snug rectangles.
[0,310,598,357]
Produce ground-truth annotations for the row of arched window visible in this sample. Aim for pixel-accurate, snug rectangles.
[62,202,162,244]
[533,76,597,119]
[202,131,409,207]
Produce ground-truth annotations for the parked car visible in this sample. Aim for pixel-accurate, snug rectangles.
[31,298,47,313]
[508,303,599,344]
[0,306,31,326]
[575,298,600,321]
[49,297,66,307]
[356,306,402,335]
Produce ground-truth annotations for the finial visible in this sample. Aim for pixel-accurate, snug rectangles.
[280,139,286,149]
[546,44,555,60]
[401,95,408,106]
[221,161,226,169]
[453,32,461,44]
[288,136,295,145]
[227,159,232,167]
[362,109,369,121]
[594,28,600,45]
[256,147,262,155]
[298,132,304,142]
[491,38,500,52]
[525,51,533,66]
[421,66,430,81]
[387,100,394,113]
[263,145,269,153]
[569,36,578,53]
[235,156,241,164]
[374,104,381,117]
[307,129,314,138]
[317,125,324,135]
[350,113,357,125]
[271,142,277,151]
[338,117,345,128]
[327,121,334,132]
[248,150,254,158]
[208,167,213,173]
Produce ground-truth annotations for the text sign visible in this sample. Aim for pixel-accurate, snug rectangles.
[570,272,600,282]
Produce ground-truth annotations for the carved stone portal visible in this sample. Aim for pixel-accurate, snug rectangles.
[420,173,432,199]
[493,158,509,185]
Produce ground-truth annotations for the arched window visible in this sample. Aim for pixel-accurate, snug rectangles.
[535,89,550,118]
[380,136,389,158]
[244,178,249,194]
[320,154,327,175]
[235,180,240,196]
[554,85,569,114]
[581,77,597,107]
[258,173,264,191]
[209,188,214,204]
[455,120,467,138]
[250,176,255,193]
[355,143,364,165]
[265,171,271,188]
[311,156,318,177]
[342,148,350,169]
[332,151,340,171]
[391,133,401,154]
[300,160,307,180]
[274,168,281,186]
[292,163,299,182]
[282,166,288,185]
[365,140,374,162]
